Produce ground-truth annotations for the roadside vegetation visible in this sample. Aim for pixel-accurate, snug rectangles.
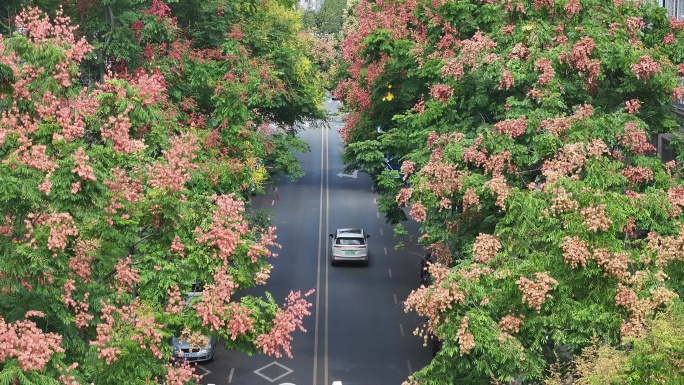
[335,0,684,383]
[0,1,329,383]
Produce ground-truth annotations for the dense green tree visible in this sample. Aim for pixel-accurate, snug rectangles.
[337,0,684,383]
[0,4,322,383]
[316,0,346,35]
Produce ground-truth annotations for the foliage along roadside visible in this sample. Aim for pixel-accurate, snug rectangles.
[0,3,325,384]
[337,0,684,383]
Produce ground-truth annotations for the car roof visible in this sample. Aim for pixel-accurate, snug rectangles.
[336,228,364,237]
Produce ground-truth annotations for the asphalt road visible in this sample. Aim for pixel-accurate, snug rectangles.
[199,98,432,385]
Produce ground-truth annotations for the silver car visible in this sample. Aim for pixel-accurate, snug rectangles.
[170,333,216,363]
[329,228,370,266]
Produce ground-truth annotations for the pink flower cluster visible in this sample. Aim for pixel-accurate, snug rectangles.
[71,147,96,182]
[541,142,588,184]
[666,187,684,217]
[409,202,428,222]
[100,107,146,153]
[169,235,185,257]
[429,84,454,103]
[255,290,313,358]
[38,212,79,254]
[166,286,184,314]
[539,116,572,137]
[194,271,239,331]
[462,188,481,211]
[148,132,200,192]
[61,280,93,328]
[195,194,249,262]
[0,311,64,371]
[131,70,167,106]
[472,233,501,264]
[113,256,140,296]
[516,272,558,311]
[534,58,555,86]
[164,361,202,385]
[142,0,172,22]
[499,69,514,90]
[621,166,654,186]
[630,55,662,82]
[564,0,581,16]
[619,122,655,154]
[580,204,612,232]
[456,316,475,355]
[625,99,642,115]
[247,226,281,263]
[493,116,527,138]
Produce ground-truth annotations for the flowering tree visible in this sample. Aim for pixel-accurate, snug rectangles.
[337,0,684,383]
[0,8,314,384]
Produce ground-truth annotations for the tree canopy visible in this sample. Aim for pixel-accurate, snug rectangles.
[0,1,326,383]
[337,0,684,383]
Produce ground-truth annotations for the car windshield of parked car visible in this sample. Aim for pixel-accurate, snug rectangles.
[337,237,364,245]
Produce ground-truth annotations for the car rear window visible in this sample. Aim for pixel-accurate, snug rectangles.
[336,237,365,245]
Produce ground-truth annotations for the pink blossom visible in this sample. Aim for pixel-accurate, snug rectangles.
[396,188,413,206]
[625,99,641,115]
[620,122,655,154]
[113,256,140,296]
[534,58,555,85]
[169,235,185,257]
[499,69,514,90]
[0,312,65,371]
[429,84,454,103]
[564,0,581,16]
[630,55,662,82]
[195,194,251,262]
[255,290,313,358]
[164,361,202,385]
[409,203,427,222]
[166,286,184,315]
[493,116,527,138]
[148,132,200,191]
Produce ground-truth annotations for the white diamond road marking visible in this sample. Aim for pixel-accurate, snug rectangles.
[253,361,294,382]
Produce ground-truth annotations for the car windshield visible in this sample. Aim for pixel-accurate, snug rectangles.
[337,237,364,246]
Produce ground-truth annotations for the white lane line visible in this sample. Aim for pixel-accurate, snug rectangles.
[271,200,275,206]
[393,293,398,304]
[399,323,405,336]
[374,198,377,204]
[228,368,234,383]
[275,187,278,192]
[407,360,413,374]
[380,228,384,236]
[384,247,387,255]
[377,211,380,218]
[388,269,392,278]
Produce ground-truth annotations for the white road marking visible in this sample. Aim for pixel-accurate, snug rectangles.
[380,228,383,236]
[196,366,211,376]
[376,211,380,218]
[388,269,392,278]
[399,323,405,336]
[384,247,387,255]
[253,361,293,382]
[393,293,398,304]
[407,360,413,374]
[337,170,358,178]
[228,368,234,383]
[271,200,275,206]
